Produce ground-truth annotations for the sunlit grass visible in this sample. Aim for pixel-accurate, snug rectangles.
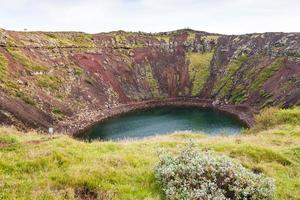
[0,107,299,199]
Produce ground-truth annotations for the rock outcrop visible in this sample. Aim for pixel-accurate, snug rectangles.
[0,28,299,133]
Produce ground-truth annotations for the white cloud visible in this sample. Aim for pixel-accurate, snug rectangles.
[0,0,299,34]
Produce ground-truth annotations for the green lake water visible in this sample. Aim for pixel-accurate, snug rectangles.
[82,106,245,141]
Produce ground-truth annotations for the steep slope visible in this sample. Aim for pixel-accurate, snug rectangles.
[0,28,299,133]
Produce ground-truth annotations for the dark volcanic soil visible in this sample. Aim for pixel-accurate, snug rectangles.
[0,28,299,134]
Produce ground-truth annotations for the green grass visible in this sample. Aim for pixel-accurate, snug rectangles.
[0,53,8,81]
[45,33,94,47]
[15,91,35,105]
[144,61,160,98]
[7,48,48,72]
[250,57,285,92]
[0,134,18,144]
[0,107,299,199]
[155,35,171,43]
[186,32,196,42]
[37,74,63,91]
[230,89,247,104]
[251,107,300,132]
[214,55,248,97]
[186,52,214,96]
[201,35,219,43]
[0,54,36,105]
[52,108,64,115]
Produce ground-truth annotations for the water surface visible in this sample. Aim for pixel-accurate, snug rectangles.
[82,106,245,141]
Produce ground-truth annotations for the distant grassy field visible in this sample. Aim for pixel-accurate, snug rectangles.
[0,107,300,200]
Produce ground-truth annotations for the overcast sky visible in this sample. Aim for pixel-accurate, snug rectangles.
[0,0,299,34]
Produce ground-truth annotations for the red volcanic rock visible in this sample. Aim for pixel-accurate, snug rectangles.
[0,29,299,133]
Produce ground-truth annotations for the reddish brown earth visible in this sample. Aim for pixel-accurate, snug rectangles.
[0,28,299,134]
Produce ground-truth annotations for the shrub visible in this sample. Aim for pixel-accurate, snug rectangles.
[155,143,275,200]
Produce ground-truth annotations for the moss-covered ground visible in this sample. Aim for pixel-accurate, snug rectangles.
[0,107,299,200]
[186,51,214,96]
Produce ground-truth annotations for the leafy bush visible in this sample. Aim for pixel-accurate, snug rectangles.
[155,144,275,200]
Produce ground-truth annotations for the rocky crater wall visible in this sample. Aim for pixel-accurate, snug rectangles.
[0,28,299,133]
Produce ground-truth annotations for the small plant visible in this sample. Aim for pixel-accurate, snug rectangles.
[52,107,64,115]
[155,143,275,200]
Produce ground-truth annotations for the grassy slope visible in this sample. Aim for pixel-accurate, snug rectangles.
[0,108,300,200]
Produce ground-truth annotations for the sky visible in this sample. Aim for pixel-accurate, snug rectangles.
[0,0,299,34]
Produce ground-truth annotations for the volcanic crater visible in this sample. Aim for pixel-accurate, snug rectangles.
[0,28,299,134]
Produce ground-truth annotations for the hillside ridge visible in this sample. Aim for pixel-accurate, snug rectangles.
[0,28,299,133]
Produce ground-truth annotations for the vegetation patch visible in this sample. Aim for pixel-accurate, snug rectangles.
[230,91,247,104]
[250,57,285,92]
[114,34,127,46]
[52,107,64,115]
[186,32,196,43]
[73,34,95,47]
[0,53,8,81]
[186,51,214,95]
[51,107,65,120]
[37,74,63,91]
[155,143,275,199]
[229,86,247,104]
[229,145,292,166]
[155,35,171,43]
[74,66,84,76]
[0,107,299,199]
[0,134,18,145]
[251,107,300,132]
[7,47,48,72]
[202,35,219,43]
[214,55,248,97]
[0,80,35,105]
[144,61,160,98]
[15,91,36,105]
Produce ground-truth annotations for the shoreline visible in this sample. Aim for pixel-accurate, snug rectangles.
[56,98,256,136]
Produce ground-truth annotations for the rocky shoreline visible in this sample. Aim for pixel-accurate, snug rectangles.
[56,98,256,136]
